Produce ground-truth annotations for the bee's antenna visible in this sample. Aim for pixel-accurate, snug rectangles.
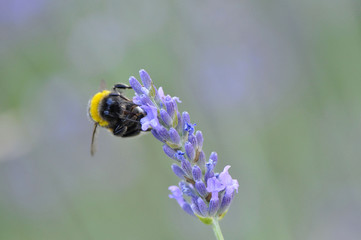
[90,123,98,156]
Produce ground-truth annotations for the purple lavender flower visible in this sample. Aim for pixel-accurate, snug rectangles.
[129,69,238,229]
[168,186,194,216]
[139,105,158,131]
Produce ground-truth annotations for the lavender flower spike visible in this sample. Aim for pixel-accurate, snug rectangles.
[129,69,239,239]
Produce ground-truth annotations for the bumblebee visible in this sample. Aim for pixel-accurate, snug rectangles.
[88,83,146,155]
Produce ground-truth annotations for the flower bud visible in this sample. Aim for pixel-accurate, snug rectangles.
[188,134,198,149]
[163,144,178,161]
[155,125,170,141]
[196,131,203,149]
[192,165,202,181]
[197,151,206,170]
[197,198,208,217]
[176,112,183,133]
[139,69,152,89]
[169,128,181,146]
[191,199,202,216]
[209,198,220,216]
[195,182,208,198]
[185,142,195,161]
[172,164,186,180]
[182,202,194,216]
[181,159,193,177]
[209,152,218,167]
[129,76,143,95]
[160,109,173,126]
[217,190,233,216]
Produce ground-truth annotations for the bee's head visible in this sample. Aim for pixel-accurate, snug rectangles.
[88,90,111,127]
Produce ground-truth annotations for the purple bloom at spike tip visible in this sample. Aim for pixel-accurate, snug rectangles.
[128,70,238,221]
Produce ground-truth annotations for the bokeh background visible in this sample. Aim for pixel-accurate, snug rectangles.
[1,0,361,239]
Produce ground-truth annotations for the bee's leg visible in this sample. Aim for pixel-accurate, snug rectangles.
[122,129,141,137]
[113,84,132,91]
[113,124,128,136]
[122,124,141,137]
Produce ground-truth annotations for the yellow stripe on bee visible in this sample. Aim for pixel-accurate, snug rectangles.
[89,90,111,127]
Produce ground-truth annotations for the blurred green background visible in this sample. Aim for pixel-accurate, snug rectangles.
[1,0,361,239]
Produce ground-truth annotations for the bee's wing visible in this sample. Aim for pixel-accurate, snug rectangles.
[90,123,98,156]
[118,93,132,101]
[100,79,107,91]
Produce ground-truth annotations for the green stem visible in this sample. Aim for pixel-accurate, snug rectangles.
[211,218,224,240]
